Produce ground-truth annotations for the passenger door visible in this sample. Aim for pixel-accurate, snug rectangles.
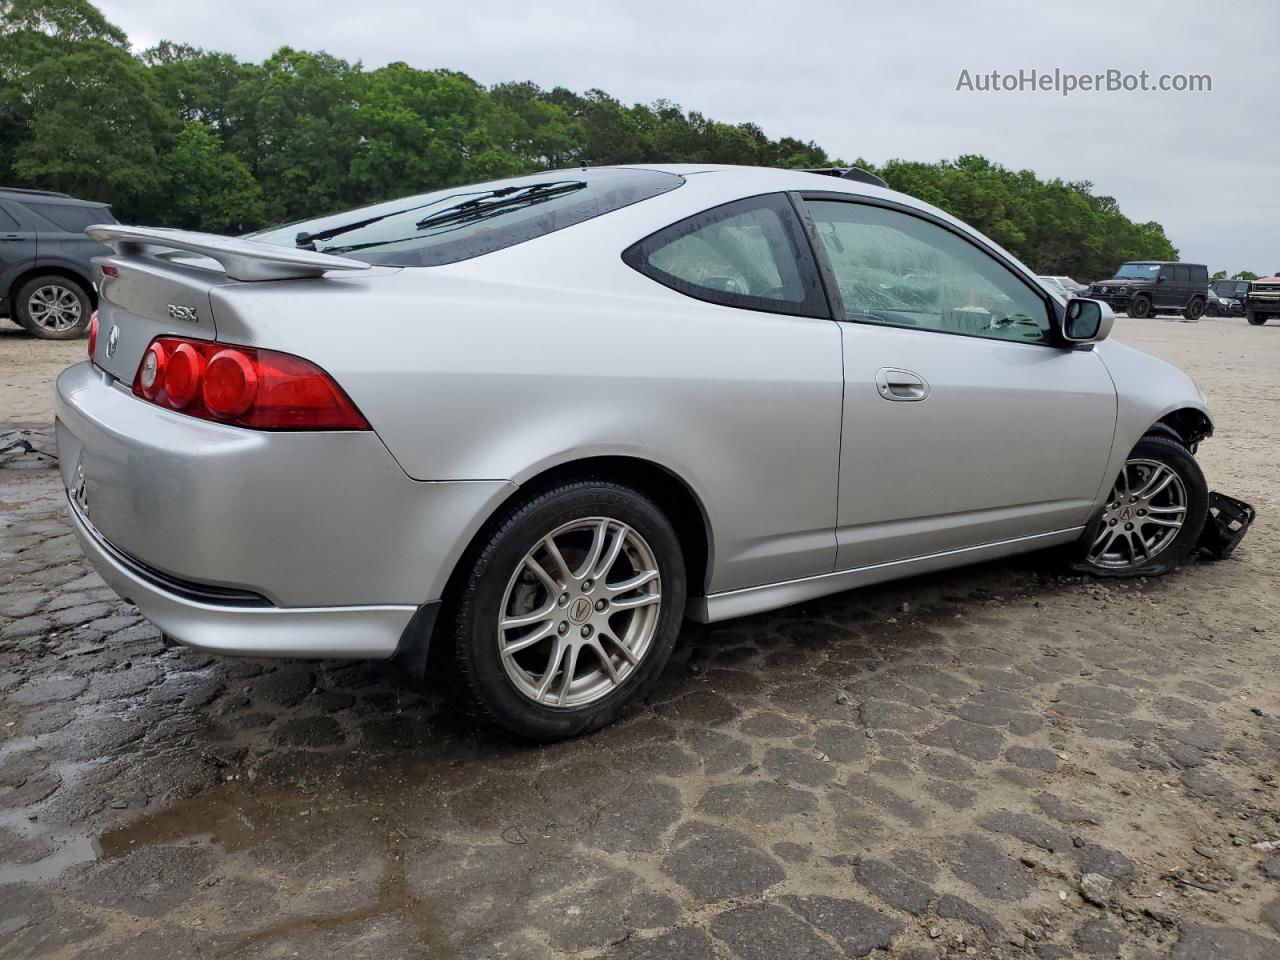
[0,201,38,312]
[799,196,1117,569]
[1155,264,1177,310]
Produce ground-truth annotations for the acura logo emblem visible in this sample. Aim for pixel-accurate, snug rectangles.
[106,325,120,358]
[569,597,592,623]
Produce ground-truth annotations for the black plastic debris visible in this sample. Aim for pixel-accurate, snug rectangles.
[1197,492,1255,560]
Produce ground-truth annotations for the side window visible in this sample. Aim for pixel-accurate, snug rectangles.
[24,202,113,233]
[1158,265,1174,282]
[622,194,827,317]
[803,199,1053,344]
[1175,266,1190,284]
[0,206,19,231]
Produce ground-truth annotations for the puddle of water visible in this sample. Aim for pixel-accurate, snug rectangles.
[0,831,99,885]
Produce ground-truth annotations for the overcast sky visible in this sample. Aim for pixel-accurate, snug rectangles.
[99,0,1278,276]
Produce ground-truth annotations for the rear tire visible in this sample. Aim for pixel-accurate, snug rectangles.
[1129,296,1152,319]
[1183,297,1205,320]
[1072,434,1207,579]
[14,275,91,340]
[1247,311,1268,326]
[448,480,686,741]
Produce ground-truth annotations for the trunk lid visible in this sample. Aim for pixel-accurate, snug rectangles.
[91,254,230,383]
[85,225,370,384]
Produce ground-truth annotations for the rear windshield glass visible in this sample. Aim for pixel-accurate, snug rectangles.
[25,201,116,233]
[248,168,684,267]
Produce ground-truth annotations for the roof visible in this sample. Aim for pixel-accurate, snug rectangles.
[0,187,108,206]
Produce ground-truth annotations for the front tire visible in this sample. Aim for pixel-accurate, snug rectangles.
[1073,435,1207,578]
[1128,296,1152,319]
[1247,310,1268,326]
[448,480,686,740]
[15,275,91,340]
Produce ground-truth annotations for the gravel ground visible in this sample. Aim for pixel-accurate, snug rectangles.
[1,315,1278,959]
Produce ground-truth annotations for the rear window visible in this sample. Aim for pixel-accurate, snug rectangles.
[249,168,684,267]
[24,201,116,233]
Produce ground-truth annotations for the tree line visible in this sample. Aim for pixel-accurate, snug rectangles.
[2,0,1190,280]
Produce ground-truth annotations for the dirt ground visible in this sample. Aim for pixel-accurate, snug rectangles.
[1,314,1278,959]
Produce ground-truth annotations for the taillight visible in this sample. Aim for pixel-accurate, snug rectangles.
[131,337,370,431]
[87,312,99,361]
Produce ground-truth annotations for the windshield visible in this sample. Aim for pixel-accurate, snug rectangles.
[1112,263,1161,280]
[249,168,683,267]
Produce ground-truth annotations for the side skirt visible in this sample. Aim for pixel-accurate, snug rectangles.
[687,527,1083,623]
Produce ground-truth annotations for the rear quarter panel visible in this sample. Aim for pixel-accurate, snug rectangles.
[208,179,846,594]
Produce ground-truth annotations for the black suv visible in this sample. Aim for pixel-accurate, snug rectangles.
[0,187,116,339]
[1244,274,1280,326]
[1089,261,1209,320]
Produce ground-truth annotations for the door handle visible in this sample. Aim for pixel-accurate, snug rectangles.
[875,367,930,401]
[0,234,22,242]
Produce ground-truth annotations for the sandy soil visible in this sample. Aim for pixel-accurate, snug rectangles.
[0,320,85,425]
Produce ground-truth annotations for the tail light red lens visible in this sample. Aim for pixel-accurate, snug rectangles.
[131,337,370,431]
[163,343,204,409]
[87,312,99,361]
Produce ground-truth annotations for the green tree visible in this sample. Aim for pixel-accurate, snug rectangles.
[158,121,263,231]
[228,47,364,222]
[10,40,171,220]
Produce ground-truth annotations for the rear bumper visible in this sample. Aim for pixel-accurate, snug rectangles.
[55,362,514,657]
[67,495,417,657]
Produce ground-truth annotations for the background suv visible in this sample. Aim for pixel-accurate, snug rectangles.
[1244,274,1280,325]
[0,187,116,339]
[1089,261,1208,320]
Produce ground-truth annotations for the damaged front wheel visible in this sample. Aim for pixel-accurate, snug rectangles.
[1073,434,1208,578]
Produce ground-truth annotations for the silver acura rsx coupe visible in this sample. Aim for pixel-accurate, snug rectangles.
[56,165,1214,739]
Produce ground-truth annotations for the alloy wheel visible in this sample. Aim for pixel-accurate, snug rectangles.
[27,284,83,332]
[497,517,662,708]
[1087,458,1187,569]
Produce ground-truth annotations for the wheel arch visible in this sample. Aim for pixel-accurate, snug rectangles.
[8,262,97,311]
[503,455,714,598]
[1151,406,1214,449]
[396,453,715,682]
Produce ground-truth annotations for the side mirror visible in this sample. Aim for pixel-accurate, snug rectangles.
[1061,298,1113,344]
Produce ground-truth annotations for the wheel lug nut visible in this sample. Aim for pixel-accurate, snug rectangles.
[1109,519,1117,526]
[1137,509,1146,516]
[580,625,592,638]
[558,621,569,635]
[558,593,569,606]
[595,599,607,611]
[582,579,593,592]
[1125,523,1134,530]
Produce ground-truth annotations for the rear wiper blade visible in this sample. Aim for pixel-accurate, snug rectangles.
[296,181,587,249]
[294,203,438,249]
[293,189,499,248]
[414,180,586,231]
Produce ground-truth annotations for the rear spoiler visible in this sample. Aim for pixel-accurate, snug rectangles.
[85,224,371,282]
